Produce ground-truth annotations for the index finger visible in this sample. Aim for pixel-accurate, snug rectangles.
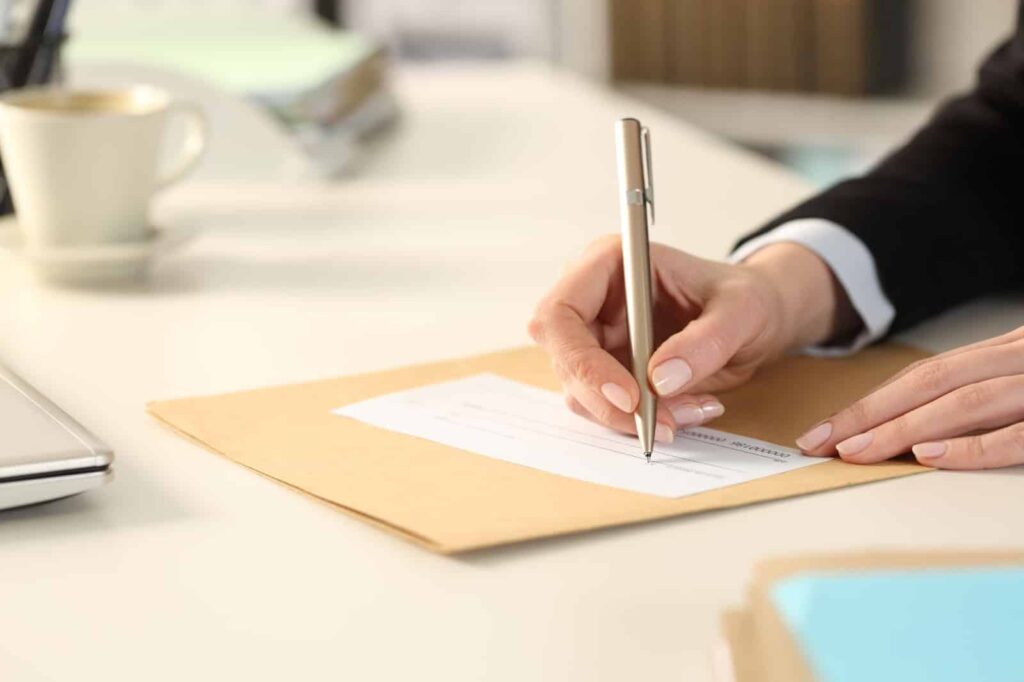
[796,342,1024,456]
[528,238,644,427]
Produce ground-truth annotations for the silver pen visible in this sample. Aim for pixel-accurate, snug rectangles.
[614,118,657,463]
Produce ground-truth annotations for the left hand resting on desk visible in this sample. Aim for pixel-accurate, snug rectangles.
[796,326,1024,469]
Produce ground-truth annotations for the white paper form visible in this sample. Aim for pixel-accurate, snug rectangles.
[333,374,827,498]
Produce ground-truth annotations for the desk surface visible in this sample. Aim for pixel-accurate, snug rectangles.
[2,63,1023,682]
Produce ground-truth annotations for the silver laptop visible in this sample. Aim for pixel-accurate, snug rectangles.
[0,363,112,510]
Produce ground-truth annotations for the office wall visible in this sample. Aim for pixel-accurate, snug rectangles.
[74,0,307,9]
[345,0,556,60]
[911,0,1017,95]
[552,0,610,80]
[78,0,1019,97]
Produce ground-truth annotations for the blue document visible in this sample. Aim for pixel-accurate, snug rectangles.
[772,567,1024,681]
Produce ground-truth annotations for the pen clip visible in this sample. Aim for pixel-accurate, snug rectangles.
[640,126,655,226]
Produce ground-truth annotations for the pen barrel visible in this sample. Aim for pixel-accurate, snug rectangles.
[614,119,657,454]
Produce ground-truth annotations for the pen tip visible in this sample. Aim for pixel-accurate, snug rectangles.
[644,451,652,464]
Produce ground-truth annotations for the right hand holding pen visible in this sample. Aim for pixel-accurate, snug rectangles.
[528,236,847,443]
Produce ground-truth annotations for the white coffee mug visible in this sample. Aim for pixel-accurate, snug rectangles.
[0,85,207,249]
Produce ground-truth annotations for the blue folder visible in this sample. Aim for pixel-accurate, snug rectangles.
[772,567,1024,682]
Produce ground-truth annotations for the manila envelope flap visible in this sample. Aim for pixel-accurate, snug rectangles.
[147,344,931,554]
[718,609,760,682]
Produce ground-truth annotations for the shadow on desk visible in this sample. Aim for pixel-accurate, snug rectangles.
[158,252,465,295]
[459,464,1024,566]
[0,458,189,547]
[54,249,469,298]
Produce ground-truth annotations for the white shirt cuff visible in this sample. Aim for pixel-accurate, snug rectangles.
[729,218,896,356]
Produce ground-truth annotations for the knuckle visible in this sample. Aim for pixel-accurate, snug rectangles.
[701,327,731,365]
[885,414,911,441]
[564,394,586,417]
[550,356,570,383]
[910,359,950,394]
[887,359,924,386]
[1006,424,1024,455]
[585,234,620,257]
[727,281,771,325]
[904,358,927,374]
[590,403,617,425]
[954,382,993,412]
[526,313,546,344]
[963,435,986,464]
[841,399,872,431]
[563,347,603,387]
[719,274,755,300]
[717,271,756,300]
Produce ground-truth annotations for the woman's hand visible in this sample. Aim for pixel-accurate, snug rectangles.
[528,236,853,443]
[797,326,1024,469]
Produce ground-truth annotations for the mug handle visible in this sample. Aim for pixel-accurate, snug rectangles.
[157,101,208,188]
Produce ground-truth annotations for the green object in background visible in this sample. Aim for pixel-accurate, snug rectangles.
[66,7,376,97]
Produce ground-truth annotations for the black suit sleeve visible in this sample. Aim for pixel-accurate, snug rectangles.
[736,22,1024,336]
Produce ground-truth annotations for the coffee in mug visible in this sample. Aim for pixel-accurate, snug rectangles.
[0,85,207,250]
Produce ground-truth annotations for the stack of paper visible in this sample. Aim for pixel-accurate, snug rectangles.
[67,5,398,176]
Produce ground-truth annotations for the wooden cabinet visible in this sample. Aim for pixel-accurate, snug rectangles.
[610,0,909,95]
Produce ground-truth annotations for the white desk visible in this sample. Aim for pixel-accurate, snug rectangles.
[2,63,1023,682]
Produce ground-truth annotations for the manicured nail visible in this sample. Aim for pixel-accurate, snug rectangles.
[836,431,874,456]
[601,382,632,413]
[913,441,947,459]
[795,422,832,451]
[655,423,674,444]
[652,358,693,396]
[671,404,704,427]
[701,401,725,420]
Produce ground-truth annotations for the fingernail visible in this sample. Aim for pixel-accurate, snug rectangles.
[652,359,693,396]
[655,423,674,444]
[601,383,632,413]
[701,401,725,420]
[913,441,947,459]
[795,422,832,451]
[836,431,874,456]
[671,404,704,427]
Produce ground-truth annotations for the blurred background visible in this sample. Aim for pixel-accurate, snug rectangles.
[51,0,1019,188]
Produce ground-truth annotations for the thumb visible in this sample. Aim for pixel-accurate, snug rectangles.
[647,293,757,398]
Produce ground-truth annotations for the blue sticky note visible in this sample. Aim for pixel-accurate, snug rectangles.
[771,567,1024,682]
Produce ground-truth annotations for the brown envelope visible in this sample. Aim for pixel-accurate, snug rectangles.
[147,344,931,554]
